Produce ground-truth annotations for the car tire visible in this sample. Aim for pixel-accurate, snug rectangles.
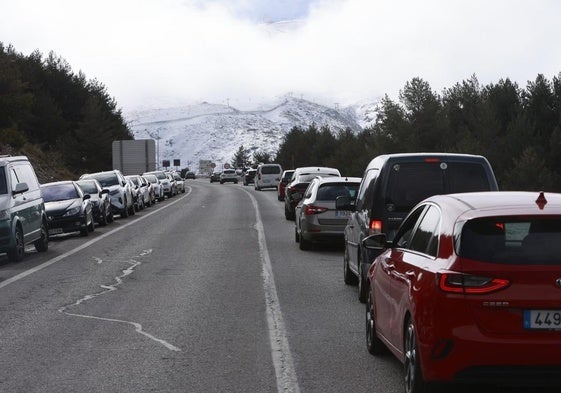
[88,212,95,232]
[358,260,369,303]
[366,288,385,356]
[121,198,129,218]
[343,245,358,285]
[129,202,135,216]
[34,221,49,253]
[8,225,25,262]
[100,209,108,226]
[294,226,300,243]
[80,217,89,237]
[107,209,114,223]
[299,235,311,251]
[404,318,429,393]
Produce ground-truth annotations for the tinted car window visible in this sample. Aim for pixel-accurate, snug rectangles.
[0,167,6,194]
[408,205,440,256]
[446,163,490,193]
[357,168,378,210]
[460,217,561,265]
[15,164,40,191]
[261,166,281,175]
[316,184,360,201]
[395,206,425,249]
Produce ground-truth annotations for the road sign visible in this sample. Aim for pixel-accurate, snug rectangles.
[210,162,216,168]
[223,163,230,169]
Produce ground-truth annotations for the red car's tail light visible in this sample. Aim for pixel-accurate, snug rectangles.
[304,205,328,215]
[438,273,510,294]
[368,219,383,235]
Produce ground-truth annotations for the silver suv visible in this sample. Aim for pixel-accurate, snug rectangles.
[0,155,49,261]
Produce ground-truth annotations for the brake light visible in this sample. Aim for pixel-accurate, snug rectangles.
[369,219,382,235]
[438,273,510,294]
[424,158,441,163]
[305,205,328,215]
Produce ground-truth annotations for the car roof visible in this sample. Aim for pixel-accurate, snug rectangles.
[424,191,561,221]
[41,180,75,187]
[315,176,362,185]
[366,152,488,170]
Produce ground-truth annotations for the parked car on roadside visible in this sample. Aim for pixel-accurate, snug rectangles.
[295,176,361,250]
[0,155,48,262]
[185,171,196,179]
[284,167,341,220]
[80,170,135,218]
[277,169,295,201]
[76,179,113,226]
[143,173,163,202]
[337,153,499,303]
[171,171,185,193]
[125,175,145,211]
[243,168,257,185]
[41,180,95,237]
[166,172,178,197]
[143,170,173,199]
[220,169,238,184]
[364,191,561,393]
[254,163,283,190]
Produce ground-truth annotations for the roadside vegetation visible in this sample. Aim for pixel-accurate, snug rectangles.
[0,42,132,182]
[273,74,561,192]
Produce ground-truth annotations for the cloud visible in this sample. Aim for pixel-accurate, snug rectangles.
[1,0,560,110]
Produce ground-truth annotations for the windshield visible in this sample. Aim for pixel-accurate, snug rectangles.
[76,181,98,194]
[42,183,79,202]
[86,173,119,187]
[0,167,6,194]
[145,175,157,183]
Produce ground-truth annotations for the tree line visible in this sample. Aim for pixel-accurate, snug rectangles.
[268,74,561,192]
[0,43,132,175]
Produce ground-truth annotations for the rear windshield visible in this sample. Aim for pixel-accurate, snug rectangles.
[260,166,281,175]
[385,162,491,212]
[459,217,561,265]
[317,183,360,201]
[0,167,6,194]
[223,170,235,174]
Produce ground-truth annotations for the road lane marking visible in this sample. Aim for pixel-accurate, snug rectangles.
[0,187,192,290]
[242,189,301,393]
[59,249,181,352]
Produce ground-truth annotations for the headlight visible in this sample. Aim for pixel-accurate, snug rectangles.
[63,207,81,217]
[0,210,9,221]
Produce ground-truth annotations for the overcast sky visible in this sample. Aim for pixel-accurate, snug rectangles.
[1,0,561,111]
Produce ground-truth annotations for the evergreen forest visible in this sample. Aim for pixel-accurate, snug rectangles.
[0,43,132,180]
[273,75,561,192]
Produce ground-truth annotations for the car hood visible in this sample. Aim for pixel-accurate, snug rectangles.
[44,199,81,214]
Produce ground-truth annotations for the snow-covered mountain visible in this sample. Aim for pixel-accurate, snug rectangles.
[125,96,377,172]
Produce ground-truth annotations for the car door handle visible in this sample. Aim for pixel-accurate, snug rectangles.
[405,271,416,278]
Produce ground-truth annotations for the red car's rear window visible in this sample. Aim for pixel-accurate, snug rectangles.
[459,217,561,265]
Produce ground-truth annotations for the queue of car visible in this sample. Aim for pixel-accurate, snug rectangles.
[0,154,190,264]
[278,153,561,392]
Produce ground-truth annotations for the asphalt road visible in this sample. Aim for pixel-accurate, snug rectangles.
[0,180,557,392]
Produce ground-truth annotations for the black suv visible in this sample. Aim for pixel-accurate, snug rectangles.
[337,153,499,302]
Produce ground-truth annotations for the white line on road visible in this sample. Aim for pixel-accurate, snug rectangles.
[243,189,301,393]
[0,187,192,290]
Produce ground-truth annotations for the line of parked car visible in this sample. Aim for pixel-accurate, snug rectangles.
[270,153,561,392]
[1,154,188,263]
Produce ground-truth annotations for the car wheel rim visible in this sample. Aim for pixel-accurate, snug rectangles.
[404,322,417,393]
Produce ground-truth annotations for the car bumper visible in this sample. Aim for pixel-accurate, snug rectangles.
[47,215,86,235]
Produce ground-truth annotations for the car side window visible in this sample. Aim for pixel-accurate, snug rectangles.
[356,168,378,210]
[394,206,426,249]
[408,205,440,257]
[10,168,20,191]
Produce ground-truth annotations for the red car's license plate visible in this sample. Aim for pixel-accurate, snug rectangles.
[524,310,561,330]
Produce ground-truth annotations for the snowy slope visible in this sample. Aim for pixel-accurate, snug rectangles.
[125,96,377,172]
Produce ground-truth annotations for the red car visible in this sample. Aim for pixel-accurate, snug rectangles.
[277,169,294,201]
[364,191,561,392]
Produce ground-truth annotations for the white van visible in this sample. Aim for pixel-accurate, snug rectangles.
[254,163,283,191]
[0,155,49,261]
